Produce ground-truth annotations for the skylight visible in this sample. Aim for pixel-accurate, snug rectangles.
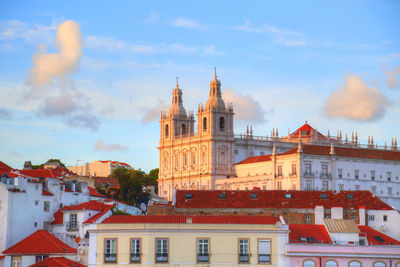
[374,236,384,242]
[285,193,291,199]
[320,193,328,199]
[219,192,227,198]
[251,193,258,199]
[347,194,354,199]
[185,193,192,199]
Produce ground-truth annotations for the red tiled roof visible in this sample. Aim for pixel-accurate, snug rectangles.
[88,187,107,198]
[42,187,54,196]
[29,257,86,267]
[62,200,109,211]
[52,209,64,225]
[236,147,299,165]
[358,225,400,245]
[175,190,393,210]
[290,123,327,139]
[102,215,280,224]
[19,169,59,179]
[289,224,332,244]
[0,161,12,174]
[84,205,114,223]
[93,177,119,188]
[2,230,76,254]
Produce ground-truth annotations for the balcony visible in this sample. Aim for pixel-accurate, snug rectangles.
[197,253,209,263]
[303,172,314,178]
[66,221,79,231]
[155,253,168,263]
[239,254,249,263]
[104,253,117,263]
[130,253,140,263]
[258,254,271,263]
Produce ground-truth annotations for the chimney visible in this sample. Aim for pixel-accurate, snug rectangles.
[359,206,366,225]
[315,206,324,225]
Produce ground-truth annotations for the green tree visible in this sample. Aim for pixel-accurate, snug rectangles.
[32,159,67,169]
[148,168,159,193]
[110,168,150,207]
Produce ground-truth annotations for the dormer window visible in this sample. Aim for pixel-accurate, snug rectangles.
[219,192,226,199]
[320,193,328,199]
[347,194,354,199]
[185,193,192,199]
[251,193,258,199]
[285,193,291,199]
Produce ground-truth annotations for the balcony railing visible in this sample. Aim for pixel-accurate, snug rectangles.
[66,221,78,231]
[130,253,140,263]
[239,254,249,263]
[156,253,168,263]
[104,253,117,263]
[197,253,209,262]
[258,254,271,263]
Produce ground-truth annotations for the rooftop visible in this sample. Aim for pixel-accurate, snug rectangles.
[102,215,280,225]
[289,224,332,244]
[2,230,76,255]
[29,257,86,267]
[175,190,393,210]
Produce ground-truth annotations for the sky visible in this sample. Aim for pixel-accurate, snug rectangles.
[0,1,399,171]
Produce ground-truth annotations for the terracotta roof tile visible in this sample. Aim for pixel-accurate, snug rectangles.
[175,190,393,210]
[29,257,86,267]
[358,225,400,245]
[42,187,54,196]
[289,224,332,244]
[102,215,280,225]
[93,177,119,188]
[290,123,327,139]
[0,161,12,175]
[2,230,76,254]
[84,204,114,223]
[62,200,110,211]
[88,187,107,198]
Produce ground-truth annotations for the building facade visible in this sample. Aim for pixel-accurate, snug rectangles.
[157,74,400,209]
[69,160,132,177]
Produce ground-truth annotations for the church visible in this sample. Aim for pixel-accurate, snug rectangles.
[158,70,400,210]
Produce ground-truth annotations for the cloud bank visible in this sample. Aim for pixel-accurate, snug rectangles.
[324,74,390,122]
[222,89,268,123]
[94,140,127,152]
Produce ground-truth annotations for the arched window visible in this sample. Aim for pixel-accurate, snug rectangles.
[165,124,169,137]
[203,117,207,131]
[181,124,186,134]
[373,262,386,267]
[303,260,316,267]
[349,261,361,267]
[219,117,225,131]
[325,260,338,267]
[395,262,400,267]
[191,154,196,166]
[183,153,187,166]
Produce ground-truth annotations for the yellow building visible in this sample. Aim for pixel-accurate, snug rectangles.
[88,215,289,266]
[69,160,132,177]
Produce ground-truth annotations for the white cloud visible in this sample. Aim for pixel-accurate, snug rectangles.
[233,18,306,46]
[324,74,391,122]
[171,18,208,30]
[0,20,57,44]
[222,89,268,123]
[385,66,400,89]
[94,140,127,152]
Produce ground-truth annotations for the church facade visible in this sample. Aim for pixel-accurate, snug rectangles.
[158,72,400,210]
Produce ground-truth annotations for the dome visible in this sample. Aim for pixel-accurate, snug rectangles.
[167,102,187,117]
[205,69,225,110]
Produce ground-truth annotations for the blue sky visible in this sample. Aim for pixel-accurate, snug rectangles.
[1,0,399,171]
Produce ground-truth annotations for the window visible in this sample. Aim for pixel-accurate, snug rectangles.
[197,239,209,263]
[352,216,358,221]
[303,260,316,267]
[372,186,376,194]
[349,261,361,267]
[191,154,196,166]
[219,117,225,131]
[183,153,187,167]
[338,169,342,178]
[305,164,312,175]
[373,262,386,267]
[260,151,265,155]
[306,181,312,191]
[34,222,38,227]
[130,239,140,263]
[383,215,388,222]
[67,214,78,231]
[325,260,338,267]
[165,124,169,138]
[234,149,238,155]
[174,154,179,169]
[305,214,311,222]
[185,193,193,199]
[387,172,391,181]
[291,164,296,175]
[258,239,271,263]
[35,200,39,206]
[35,256,48,263]
[388,187,392,195]
[371,170,375,180]
[277,181,282,190]
[355,170,359,179]
[104,239,117,263]
[277,166,282,177]
[322,181,328,191]
[156,238,168,262]
[43,201,50,212]
[239,239,249,263]
[35,185,39,190]
[321,193,328,199]
[219,192,227,198]
[11,256,22,267]
[203,117,207,131]
[181,124,186,134]
[368,215,375,221]
[321,164,328,177]
[339,184,344,191]
[355,185,360,191]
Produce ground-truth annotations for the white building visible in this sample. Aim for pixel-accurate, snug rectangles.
[158,73,400,210]
[0,170,104,256]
